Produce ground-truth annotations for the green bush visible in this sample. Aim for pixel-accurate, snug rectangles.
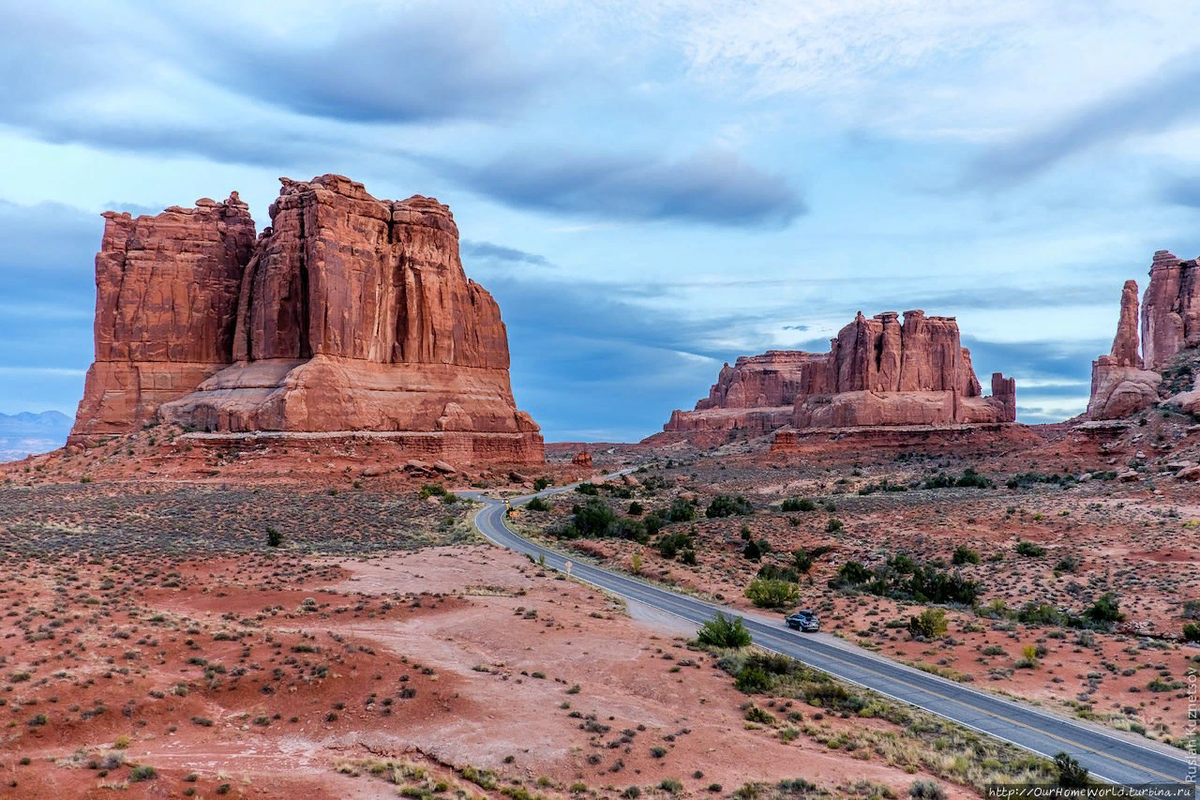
[666,498,697,522]
[780,498,816,513]
[742,539,764,561]
[131,765,157,782]
[1084,593,1124,625]
[267,527,283,548]
[908,779,946,800]
[951,546,979,565]
[526,496,550,512]
[1054,753,1089,788]
[745,578,800,609]
[576,482,600,496]
[628,501,644,516]
[1015,540,1046,557]
[568,498,617,537]
[419,483,446,498]
[1183,623,1200,642]
[907,608,948,639]
[757,563,799,583]
[1054,553,1081,573]
[707,494,753,518]
[533,476,551,491]
[697,613,752,648]
[825,518,844,533]
[656,531,694,560]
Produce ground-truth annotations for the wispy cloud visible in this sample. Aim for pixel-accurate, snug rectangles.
[965,47,1200,187]
[434,148,806,227]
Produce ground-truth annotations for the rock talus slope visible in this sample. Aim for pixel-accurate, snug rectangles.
[69,175,542,464]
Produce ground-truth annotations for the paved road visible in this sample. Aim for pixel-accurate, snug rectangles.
[466,477,1197,789]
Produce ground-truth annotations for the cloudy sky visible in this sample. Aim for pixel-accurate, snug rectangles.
[2,0,1199,441]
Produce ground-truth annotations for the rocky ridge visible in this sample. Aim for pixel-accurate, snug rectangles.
[651,309,1015,445]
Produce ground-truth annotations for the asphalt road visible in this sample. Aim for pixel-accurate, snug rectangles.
[466,477,1198,789]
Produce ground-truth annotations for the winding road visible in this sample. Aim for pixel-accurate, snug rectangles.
[465,478,1197,790]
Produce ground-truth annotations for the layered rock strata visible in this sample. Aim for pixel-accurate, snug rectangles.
[655,310,1015,443]
[69,175,543,464]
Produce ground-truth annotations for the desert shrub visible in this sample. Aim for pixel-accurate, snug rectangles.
[1017,602,1064,627]
[955,468,993,488]
[666,498,697,522]
[1006,472,1076,490]
[131,765,156,782]
[680,549,698,566]
[562,499,617,538]
[1183,599,1200,620]
[575,482,600,496]
[1184,623,1200,642]
[267,527,283,548]
[792,550,813,573]
[908,609,948,640]
[419,483,446,498]
[1054,753,1089,787]
[745,578,800,609]
[656,531,694,560]
[697,613,752,649]
[1054,553,1081,573]
[837,560,871,584]
[628,501,644,516]
[707,494,753,518]
[1084,593,1124,625]
[742,539,764,561]
[909,779,945,800]
[757,563,799,583]
[735,665,771,693]
[526,496,550,512]
[780,498,816,512]
[744,706,775,725]
[1015,540,1046,557]
[825,518,844,533]
[952,546,979,565]
[533,476,551,491]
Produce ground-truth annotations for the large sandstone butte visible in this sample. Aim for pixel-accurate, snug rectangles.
[651,310,1015,445]
[1087,251,1200,421]
[69,174,544,464]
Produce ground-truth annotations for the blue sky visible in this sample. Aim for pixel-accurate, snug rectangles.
[2,0,1199,441]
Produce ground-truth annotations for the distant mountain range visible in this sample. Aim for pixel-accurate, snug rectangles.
[0,411,73,462]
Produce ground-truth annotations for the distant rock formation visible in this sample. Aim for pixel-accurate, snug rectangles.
[69,175,543,464]
[572,450,593,468]
[1087,280,1162,420]
[1142,251,1200,371]
[651,309,1016,444]
[1088,252,1199,420]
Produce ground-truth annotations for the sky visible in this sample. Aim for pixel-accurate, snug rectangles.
[1,0,1199,442]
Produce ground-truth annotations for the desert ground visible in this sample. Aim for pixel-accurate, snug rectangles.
[0,411,1196,799]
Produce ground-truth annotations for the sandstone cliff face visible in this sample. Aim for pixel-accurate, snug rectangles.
[70,175,542,464]
[1142,251,1200,371]
[1087,251,1200,421]
[70,196,257,441]
[655,309,1015,443]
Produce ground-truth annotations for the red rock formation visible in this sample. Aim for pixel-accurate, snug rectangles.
[653,309,1015,444]
[69,195,256,443]
[69,175,543,464]
[1087,279,1162,420]
[572,450,593,468]
[1142,251,1200,371]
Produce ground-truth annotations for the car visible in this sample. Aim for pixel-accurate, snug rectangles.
[785,610,820,632]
